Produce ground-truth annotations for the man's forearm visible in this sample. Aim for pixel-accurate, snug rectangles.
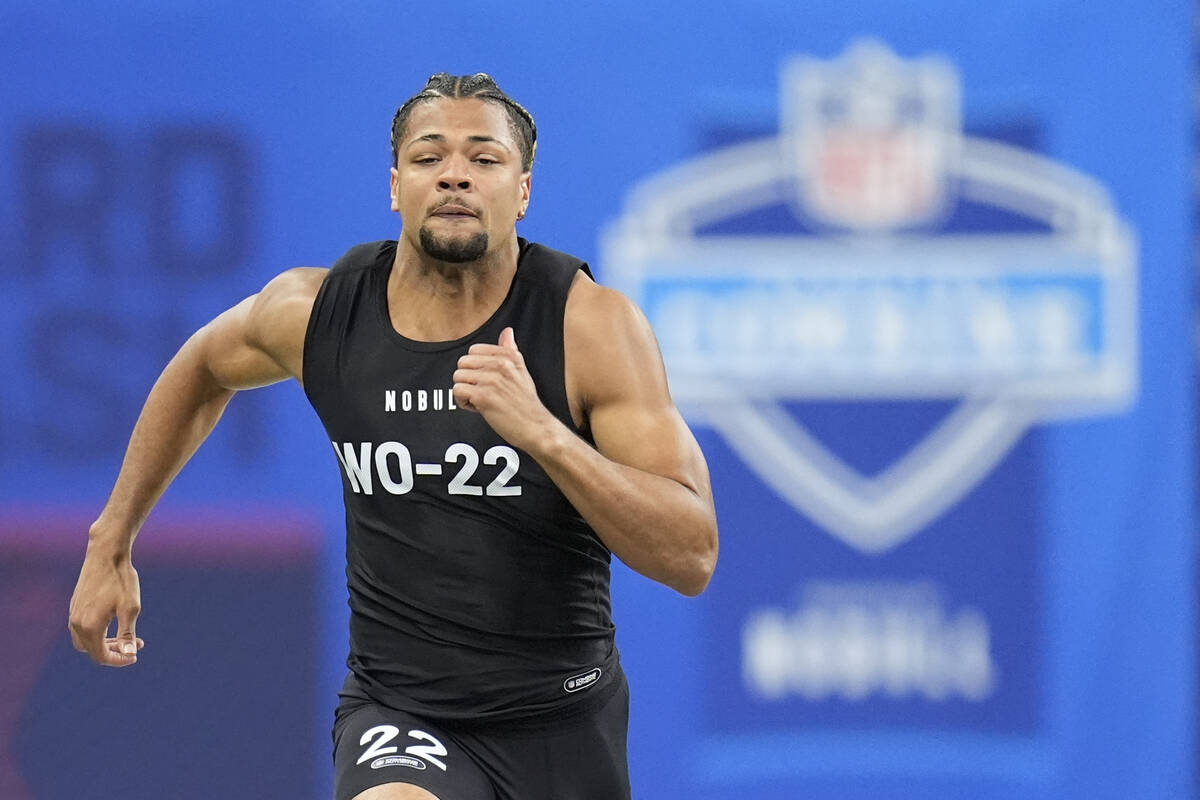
[90,336,236,550]
[530,420,718,596]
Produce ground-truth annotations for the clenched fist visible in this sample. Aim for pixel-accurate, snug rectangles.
[453,327,559,453]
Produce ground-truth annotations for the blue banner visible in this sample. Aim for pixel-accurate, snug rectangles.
[1,3,1192,799]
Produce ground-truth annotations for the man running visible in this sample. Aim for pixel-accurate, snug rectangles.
[68,72,718,800]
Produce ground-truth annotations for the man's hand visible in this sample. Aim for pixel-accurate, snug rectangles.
[68,541,144,667]
[453,327,558,452]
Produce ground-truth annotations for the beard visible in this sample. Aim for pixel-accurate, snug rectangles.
[418,226,489,263]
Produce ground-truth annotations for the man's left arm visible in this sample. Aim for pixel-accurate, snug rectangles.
[453,276,718,596]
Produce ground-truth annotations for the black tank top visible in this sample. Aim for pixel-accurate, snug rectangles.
[303,238,620,725]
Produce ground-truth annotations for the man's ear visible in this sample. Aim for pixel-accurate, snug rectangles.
[518,172,531,219]
[389,167,401,212]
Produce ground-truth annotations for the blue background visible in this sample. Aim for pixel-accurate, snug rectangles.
[0,2,1193,798]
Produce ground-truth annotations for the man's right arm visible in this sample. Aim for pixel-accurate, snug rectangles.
[68,267,326,667]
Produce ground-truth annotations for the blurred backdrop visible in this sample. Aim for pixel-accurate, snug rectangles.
[0,2,1194,798]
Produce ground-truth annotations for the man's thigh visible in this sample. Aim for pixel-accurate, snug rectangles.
[457,677,632,800]
[333,701,495,800]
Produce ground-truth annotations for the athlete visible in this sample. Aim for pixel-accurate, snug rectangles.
[67,73,718,800]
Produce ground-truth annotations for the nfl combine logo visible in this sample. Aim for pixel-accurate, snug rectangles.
[784,40,960,231]
[603,39,1136,554]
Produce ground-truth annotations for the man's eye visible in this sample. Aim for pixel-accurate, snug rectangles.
[474,158,498,165]
[414,157,439,164]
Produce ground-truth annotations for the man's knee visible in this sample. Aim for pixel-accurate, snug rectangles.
[350,783,441,800]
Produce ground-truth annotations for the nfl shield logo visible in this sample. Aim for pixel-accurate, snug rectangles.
[783,39,960,232]
[602,39,1135,554]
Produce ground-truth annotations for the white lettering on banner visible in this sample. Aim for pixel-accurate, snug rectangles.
[332,441,522,498]
[742,581,995,702]
[653,281,1090,379]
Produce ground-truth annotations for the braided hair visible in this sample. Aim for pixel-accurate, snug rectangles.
[390,73,537,171]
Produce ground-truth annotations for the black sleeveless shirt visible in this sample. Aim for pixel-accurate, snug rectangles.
[303,239,620,726]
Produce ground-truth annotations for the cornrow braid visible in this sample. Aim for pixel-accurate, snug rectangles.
[390,72,537,172]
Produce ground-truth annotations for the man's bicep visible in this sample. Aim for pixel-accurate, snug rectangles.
[195,267,323,390]
[588,396,711,496]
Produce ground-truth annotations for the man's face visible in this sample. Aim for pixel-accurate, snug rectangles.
[390,97,531,263]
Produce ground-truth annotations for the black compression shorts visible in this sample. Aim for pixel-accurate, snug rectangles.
[332,675,631,800]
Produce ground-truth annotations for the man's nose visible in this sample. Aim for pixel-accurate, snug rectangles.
[437,155,472,191]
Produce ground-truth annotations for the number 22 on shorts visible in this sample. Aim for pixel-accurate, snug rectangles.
[357,725,449,771]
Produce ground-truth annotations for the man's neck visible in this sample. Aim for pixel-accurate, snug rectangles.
[385,233,520,342]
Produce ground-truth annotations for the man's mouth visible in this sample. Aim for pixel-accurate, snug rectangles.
[431,204,478,220]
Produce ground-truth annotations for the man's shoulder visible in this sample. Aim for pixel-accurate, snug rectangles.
[520,238,595,282]
[249,267,328,334]
[566,267,636,314]
[236,267,328,370]
[254,239,393,322]
[565,276,650,348]
[563,274,665,411]
[261,266,328,302]
[330,240,396,274]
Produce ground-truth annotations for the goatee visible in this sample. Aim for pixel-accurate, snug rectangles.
[419,227,489,263]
